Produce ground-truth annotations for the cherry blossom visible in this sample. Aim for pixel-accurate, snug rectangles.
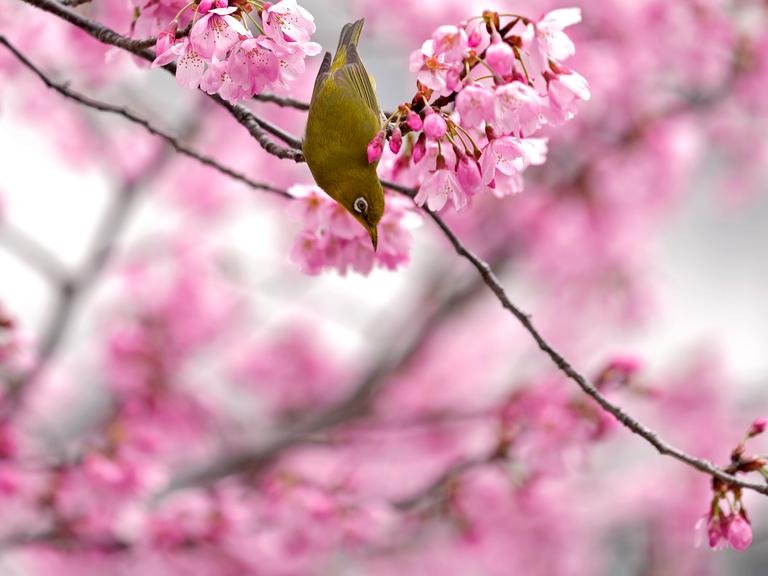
[288,185,418,275]
[152,0,317,100]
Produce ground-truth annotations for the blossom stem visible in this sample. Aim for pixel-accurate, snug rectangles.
[243,9,264,35]
[173,1,196,23]
[512,45,533,86]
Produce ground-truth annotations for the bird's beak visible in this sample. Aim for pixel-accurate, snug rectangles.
[368,226,378,252]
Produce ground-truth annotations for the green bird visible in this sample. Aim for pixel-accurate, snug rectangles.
[303,18,385,250]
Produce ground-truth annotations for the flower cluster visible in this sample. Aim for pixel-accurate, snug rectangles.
[288,185,418,276]
[153,0,320,101]
[696,417,768,552]
[374,9,590,211]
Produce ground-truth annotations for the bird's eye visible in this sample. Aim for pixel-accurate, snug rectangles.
[353,197,368,214]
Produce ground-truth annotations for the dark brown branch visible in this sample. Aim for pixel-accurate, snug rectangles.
[426,211,768,497]
[251,92,309,111]
[13,0,768,502]
[0,35,291,198]
[17,0,304,160]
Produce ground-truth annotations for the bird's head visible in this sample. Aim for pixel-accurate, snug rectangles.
[339,178,384,251]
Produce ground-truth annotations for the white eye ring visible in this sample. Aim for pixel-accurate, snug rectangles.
[353,197,368,214]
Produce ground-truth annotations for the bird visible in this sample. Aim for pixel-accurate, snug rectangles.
[303,18,385,250]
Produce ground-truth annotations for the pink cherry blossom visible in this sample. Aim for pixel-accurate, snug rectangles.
[480,136,548,187]
[174,38,206,89]
[494,81,542,136]
[262,0,316,45]
[414,165,467,211]
[410,39,458,95]
[456,84,494,128]
[228,37,281,95]
[288,186,417,275]
[431,25,468,63]
[546,70,591,124]
[190,6,248,60]
[522,8,582,77]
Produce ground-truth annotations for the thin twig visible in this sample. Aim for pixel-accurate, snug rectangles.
[17,0,304,160]
[426,211,768,497]
[252,92,309,111]
[12,0,768,500]
[0,36,291,198]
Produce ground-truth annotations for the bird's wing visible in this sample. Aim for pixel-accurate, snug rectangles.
[332,44,380,117]
[310,51,333,107]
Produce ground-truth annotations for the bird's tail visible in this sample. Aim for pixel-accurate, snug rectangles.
[336,18,365,52]
[332,19,365,68]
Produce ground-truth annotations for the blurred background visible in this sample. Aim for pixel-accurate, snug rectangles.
[1,0,768,574]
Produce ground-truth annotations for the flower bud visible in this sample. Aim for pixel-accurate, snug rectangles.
[155,20,178,55]
[367,131,385,164]
[389,127,403,154]
[485,33,514,76]
[412,133,427,164]
[406,110,423,131]
[423,111,447,140]
[748,418,767,438]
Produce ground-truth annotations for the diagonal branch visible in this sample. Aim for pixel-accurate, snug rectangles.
[17,0,305,161]
[426,211,768,497]
[0,36,291,199]
[11,0,768,501]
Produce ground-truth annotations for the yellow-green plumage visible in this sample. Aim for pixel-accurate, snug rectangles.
[303,19,384,249]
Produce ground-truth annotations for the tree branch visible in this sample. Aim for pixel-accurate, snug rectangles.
[425,211,768,497]
[0,36,291,199]
[12,0,768,502]
[0,223,69,286]
[1,126,194,418]
[17,0,305,161]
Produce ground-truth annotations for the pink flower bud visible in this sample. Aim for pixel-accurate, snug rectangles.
[456,156,481,196]
[446,68,462,92]
[485,33,514,76]
[389,127,403,154]
[197,0,214,14]
[155,20,178,55]
[367,131,385,164]
[412,133,427,164]
[748,418,767,437]
[727,515,753,551]
[423,112,447,140]
[406,110,423,131]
